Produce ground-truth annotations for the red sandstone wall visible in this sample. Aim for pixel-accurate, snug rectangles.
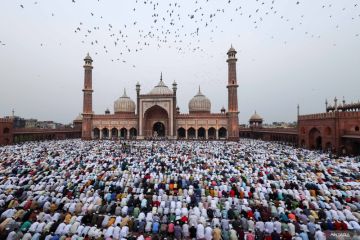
[0,119,13,145]
[298,111,360,154]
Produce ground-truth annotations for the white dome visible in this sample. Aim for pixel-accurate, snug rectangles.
[249,111,263,121]
[189,87,211,113]
[114,89,136,113]
[74,113,83,121]
[148,74,173,95]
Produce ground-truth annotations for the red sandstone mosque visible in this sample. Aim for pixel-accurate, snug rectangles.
[1,46,360,155]
[80,46,239,141]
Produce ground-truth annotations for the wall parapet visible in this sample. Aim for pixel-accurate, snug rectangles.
[0,118,14,123]
[299,111,360,121]
[338,111,360,118]
[177,113,226,118]
[239,127,298,134]
[298,112,336,120]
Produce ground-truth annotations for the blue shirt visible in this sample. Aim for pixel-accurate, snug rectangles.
[152,221,160,233]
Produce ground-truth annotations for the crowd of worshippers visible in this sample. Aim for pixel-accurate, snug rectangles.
[0,139,359,240]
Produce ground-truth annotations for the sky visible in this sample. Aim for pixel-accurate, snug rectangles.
[0,0,359,125]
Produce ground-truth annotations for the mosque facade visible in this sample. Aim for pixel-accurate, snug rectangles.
[1,46,359,155]
[81,47,239,141]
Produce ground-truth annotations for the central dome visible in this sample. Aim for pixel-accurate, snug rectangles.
[189,86,211,113]
[114,89,136,114]
[148,73,173,95]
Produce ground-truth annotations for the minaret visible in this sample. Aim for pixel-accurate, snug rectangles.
[136,81,141,138]
[82,53,94,140]
[226,45,239,141]
[172,80,177,138]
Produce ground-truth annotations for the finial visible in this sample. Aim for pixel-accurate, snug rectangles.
[198,85,201,94]
[160,72,163,81]
[123,88,127,97]
[297,104,300,116]
[84,52,92,61]
[342,96,345,105]
[334,97,338,111]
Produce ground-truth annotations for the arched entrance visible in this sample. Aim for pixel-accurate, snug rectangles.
[219,127,227,139]
[143,105,169,137]
[177,128,186,139]
[198,127,206,139]
[208,127,216,139]
[188,127,196,139]
[309,128,322,150]
[153,122,165,137]
[111,128,118,140]
[120,128,127,139]
[93,128,100,139]
[130,128,137,139]
[102,128,109,139]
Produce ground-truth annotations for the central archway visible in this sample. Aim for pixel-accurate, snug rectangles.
[153,122,165,137]
[309,128,322,150]
[144,105,169,137]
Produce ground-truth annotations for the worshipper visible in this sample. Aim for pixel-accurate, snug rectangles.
[0,139,358,240]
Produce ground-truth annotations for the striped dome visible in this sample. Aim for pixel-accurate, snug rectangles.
[114,89,136,113]
[189,87,211,113]
[148,76,173,95]
[250,111,263,121]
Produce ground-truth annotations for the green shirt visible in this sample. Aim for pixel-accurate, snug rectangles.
[20,220,31,232]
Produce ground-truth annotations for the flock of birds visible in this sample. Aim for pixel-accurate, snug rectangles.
[1,0,360,68]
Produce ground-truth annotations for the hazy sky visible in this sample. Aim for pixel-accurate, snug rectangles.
[0,0,359,124]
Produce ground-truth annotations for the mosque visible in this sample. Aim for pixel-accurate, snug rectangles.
[1,46,359,155]
[80,46,240,141]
